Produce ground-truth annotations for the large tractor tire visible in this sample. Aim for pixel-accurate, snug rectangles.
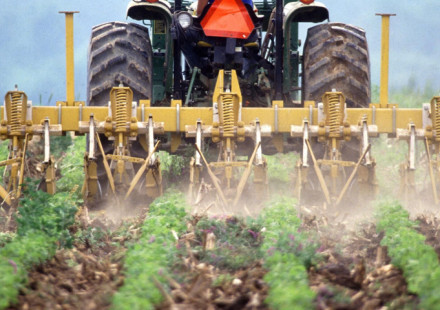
[86,22,153,204]
[87,21,153,106]
[302,22,371,159]
[302,23,370,108]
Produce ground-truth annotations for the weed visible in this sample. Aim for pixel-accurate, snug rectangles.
[0,233,15,247]
[194,216,263,271]
[75,226,109,249]
[212,273,234,287]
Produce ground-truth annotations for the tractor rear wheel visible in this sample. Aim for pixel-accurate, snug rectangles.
[87,21,153,106]
[302,22,371,161]
[302,22,370,107]
[86,22,153,204]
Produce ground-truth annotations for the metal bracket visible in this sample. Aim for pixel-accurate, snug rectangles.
[195,119,202,166]
[361,117,372,165]
[43,119,50,164]
[88,114,96,160]
[255,119,263,165]
[302,120,309,168]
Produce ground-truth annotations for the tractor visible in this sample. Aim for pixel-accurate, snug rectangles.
[85,0,372,208]
[88,0,370,108]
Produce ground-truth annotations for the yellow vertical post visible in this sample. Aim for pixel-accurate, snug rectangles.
[376,13,396,108]
[59,11,79,106]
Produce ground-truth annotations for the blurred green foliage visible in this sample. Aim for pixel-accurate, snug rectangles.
[375,201,440,309]
[112,192,188,310]
[0,185,78,309]
[260,197,319,309]
[57,136,85,198]
[158,151,187,184]
[372,77,439,108]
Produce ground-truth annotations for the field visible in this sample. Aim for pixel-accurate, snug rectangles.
[0,87,440,310]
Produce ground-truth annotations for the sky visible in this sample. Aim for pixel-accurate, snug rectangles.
[0,0,439,104]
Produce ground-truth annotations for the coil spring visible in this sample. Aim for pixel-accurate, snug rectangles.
[10,92,23,134]
[435,97,440,135]
[222,94,234,137]
[115,89,128,131]
[328,93,341,136]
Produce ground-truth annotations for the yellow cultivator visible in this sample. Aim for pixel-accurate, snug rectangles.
[1,8,439,210]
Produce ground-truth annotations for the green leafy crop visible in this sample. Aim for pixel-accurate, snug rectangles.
[0,232,57,309]
[17,188,77,248]
[266,152,298,183]
[158,150,188,185]
[0,232,15,247]
[260,197,319,309]
[0,161,79,309]
[112,192,188,310]
[56,136,86,197]
[0,141,9,183]
[0,188,78,309]
[375,201,440,309]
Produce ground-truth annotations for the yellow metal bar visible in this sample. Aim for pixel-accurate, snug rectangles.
[0,104,429,135]
[376,13,396,108]
[59,11,79,106]
[0,185,12,206]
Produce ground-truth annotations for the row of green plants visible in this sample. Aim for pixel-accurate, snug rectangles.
[112,194,321,310]
[111,192,188,310]
[0,136,84,309]
[0,189,78,309]
[260,197,320,309]
[375,201,440,309]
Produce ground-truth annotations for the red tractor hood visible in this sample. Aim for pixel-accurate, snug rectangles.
[200,0,255,39]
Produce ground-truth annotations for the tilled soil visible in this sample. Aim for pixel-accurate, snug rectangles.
[157,215,269,310]
[303,213,418,310]
[416,214,440,260]
[157,262,268,310]
[6,207,145,310]
[6,206,440,309]
[8,247,122,310]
